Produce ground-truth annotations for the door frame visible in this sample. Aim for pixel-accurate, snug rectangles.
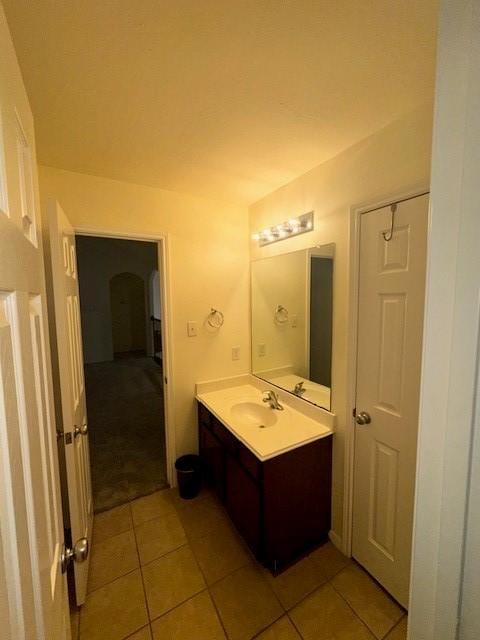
[342,186,430,559]
[73,227,176,486]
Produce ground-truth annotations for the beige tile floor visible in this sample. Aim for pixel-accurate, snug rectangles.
[72,488,408,640]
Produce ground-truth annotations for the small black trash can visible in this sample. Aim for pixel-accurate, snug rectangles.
[175,454,202,499]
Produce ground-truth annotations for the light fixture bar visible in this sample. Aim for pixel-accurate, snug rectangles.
[252,211,314,247]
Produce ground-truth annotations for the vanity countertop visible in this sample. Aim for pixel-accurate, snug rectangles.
[196,376,334,462]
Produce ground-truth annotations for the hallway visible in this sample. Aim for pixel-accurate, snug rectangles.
[85,355,167,512]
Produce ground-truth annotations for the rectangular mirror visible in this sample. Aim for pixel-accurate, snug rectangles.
[251,244,334,411]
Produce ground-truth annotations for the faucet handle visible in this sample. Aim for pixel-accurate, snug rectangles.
[262,389,278,402]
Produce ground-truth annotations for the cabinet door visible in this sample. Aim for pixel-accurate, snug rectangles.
[199,423,225,501]
[226,455,261,557]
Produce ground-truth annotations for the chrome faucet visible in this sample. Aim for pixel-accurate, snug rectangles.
[293,380,306,396]
[262,389,284,411]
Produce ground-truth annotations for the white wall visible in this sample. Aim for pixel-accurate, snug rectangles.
[75,236,157,363]
[38,166,250,462]
[249,103,433,545]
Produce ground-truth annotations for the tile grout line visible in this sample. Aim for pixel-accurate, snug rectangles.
[139,541,189,570]
[84,566,140,597]
[131,502,156,639]
[88,490,375,640]
[249,612,289,639]
[330,560,405,638]
[328,573,392,639]
[253,557,346,621]
[176,500,285,639]
[246,559,354,638]
[87,500,149,640]
[147,587,209,624]
[147,587,207,629]
[285,610,304,639]
[169,491,341,638]
[183,524,231,639]
[82,489,182,638]
[134,493,212,629]
[207,558,287,640]
[382,614,407,640]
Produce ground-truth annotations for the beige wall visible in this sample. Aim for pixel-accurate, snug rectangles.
[38,166,250,468]
[249,103,433,544]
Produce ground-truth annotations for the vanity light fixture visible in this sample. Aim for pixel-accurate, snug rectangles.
[252,211,314,246]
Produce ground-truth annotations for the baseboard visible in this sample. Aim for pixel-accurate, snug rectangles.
[329,529,347,555]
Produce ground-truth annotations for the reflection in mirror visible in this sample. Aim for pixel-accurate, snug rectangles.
[251,244,334,411]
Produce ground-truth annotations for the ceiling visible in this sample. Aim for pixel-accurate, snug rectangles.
[3,0,438,205]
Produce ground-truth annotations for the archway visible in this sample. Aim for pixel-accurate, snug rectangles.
[109,272,147,356]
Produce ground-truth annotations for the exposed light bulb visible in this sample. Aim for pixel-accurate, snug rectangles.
[254,212,313,245]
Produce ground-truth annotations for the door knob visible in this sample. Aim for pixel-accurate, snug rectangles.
[61,537,89,573]
[74,423,88,438]
[355,411,371,425]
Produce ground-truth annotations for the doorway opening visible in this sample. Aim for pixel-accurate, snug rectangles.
[76,235,168,513]
[110,272,147,356]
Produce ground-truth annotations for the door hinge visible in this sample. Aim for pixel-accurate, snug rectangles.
[352,407,357,418]
[164,376,168,385]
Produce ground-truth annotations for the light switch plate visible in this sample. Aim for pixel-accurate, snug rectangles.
[291,314,298,328]
[258,343,266,357]
[187,321,198,337]
[232,345,240,361]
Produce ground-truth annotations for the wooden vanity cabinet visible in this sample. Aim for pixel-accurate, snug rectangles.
[198,402,332,571]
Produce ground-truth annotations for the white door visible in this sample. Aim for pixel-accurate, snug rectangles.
[352,194,428,607]
[0,150,69,637]
[47,200,93,605]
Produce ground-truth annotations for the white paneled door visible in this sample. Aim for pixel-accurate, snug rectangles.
[0,179,69,638]
[47,200,93,606]
[352,194,428,607]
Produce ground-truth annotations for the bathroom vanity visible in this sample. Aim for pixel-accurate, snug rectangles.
[196,378,334,572]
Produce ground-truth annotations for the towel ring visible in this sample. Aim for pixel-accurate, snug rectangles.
[274,305,289,324]
[207,308,224,329]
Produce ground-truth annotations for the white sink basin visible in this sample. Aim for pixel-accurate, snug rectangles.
[197,382,334,460]
[230,401,278,428]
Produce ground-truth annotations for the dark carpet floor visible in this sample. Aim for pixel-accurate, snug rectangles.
[85,355,167,513]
